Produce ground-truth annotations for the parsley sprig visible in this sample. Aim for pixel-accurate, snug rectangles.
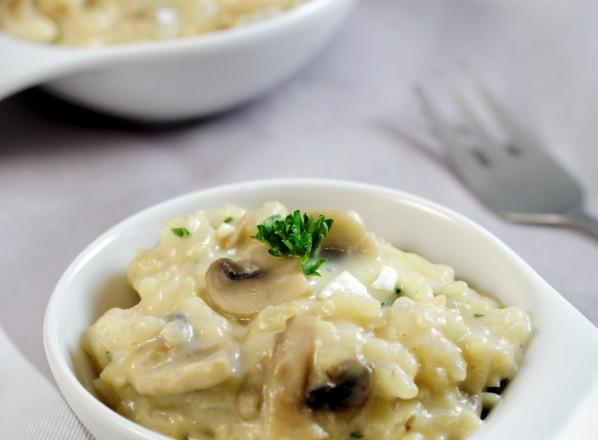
[253,210,334,276]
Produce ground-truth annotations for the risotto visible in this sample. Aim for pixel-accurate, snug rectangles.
[0,0,308,45]
[83,202,532,440]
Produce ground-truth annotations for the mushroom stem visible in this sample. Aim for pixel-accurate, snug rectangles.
[263,316,328,440]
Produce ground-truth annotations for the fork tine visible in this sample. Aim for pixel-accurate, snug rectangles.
[441,75,504,161]
[462,66,543,152]
[414,84,483,170]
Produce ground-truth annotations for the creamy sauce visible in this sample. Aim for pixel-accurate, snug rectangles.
[83,202,532,439]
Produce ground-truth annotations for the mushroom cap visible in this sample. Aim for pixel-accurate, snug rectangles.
[314,210,375,255]
[204,254,312,319]
[306,359,372,411]
[306,358,372,436]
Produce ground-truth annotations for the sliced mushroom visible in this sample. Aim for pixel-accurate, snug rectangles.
[263,316,328,440]
[306,359,372,412]
[264,317,372,439]
[221,202,287,248]
[129,343,233,396]
[315,210,375,255]
[306,359,372,436]
[204,255,312,319]
[160,313,194,348]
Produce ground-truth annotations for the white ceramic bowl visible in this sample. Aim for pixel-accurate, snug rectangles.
[0,0,354,122]
[44,179,598,440]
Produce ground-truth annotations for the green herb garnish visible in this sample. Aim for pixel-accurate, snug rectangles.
[171,227,191,238]
[350,432,364,439]
[474,313,485,318]
[395,287,402,295]
[252,210,334,276]
[224,216,234,224]
[105,351,113,362]
[381,300,392,308]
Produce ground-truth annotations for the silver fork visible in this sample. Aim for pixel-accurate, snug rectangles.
[415,68,598,240]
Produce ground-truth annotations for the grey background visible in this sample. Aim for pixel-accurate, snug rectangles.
[0,2,596,434]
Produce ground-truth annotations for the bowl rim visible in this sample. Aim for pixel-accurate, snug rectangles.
[43,178,598,440]
[4,0,352,58]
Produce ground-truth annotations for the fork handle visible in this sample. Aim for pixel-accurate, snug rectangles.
[566,208,598,240]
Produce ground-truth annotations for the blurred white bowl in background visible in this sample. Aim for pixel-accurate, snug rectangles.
[0,0,355,122]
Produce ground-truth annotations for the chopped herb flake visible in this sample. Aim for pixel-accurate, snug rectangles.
[474,313,485,318]
[224,217,234,224]
[252,210,334,276]
[381,300,392,308]
[395,287,402,295]
[105,351,113,362]
[350,432,364,439]
[171,227,191,238]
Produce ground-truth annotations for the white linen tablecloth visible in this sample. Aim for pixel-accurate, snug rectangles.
[0,0,597,438]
